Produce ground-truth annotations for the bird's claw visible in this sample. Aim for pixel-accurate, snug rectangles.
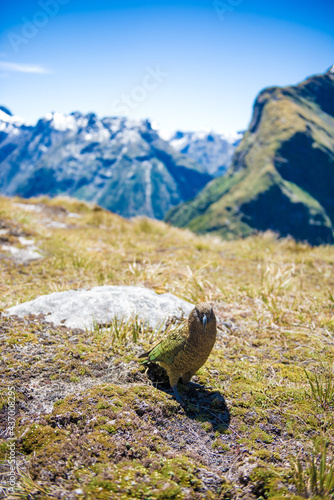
[187,382,203,389]
[172,385,185,406]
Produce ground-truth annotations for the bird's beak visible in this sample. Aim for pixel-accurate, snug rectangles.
[202,314,207,331]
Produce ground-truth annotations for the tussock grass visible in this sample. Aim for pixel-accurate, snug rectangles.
[91,315,161,346]
[305,369,334,412]
[292,445,334,499]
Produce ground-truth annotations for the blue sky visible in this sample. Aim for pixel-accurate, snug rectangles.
[0,0,333,133]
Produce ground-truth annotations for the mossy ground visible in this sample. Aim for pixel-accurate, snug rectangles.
[0,195,333,499]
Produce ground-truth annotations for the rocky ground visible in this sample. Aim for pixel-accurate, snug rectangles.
[0,196,333,499]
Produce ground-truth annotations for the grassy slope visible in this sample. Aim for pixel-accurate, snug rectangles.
[166,73,334,245]
[0,195,334,499]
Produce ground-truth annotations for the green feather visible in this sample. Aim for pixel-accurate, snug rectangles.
[139,324,187,365]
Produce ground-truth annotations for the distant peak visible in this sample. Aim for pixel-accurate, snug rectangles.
[44,111,79,132]
[0,105,13,116]
[0,108,26,126]
[172,131,184,140]
[329,64,334,74]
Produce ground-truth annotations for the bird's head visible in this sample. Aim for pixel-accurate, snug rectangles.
[189,302,216,334]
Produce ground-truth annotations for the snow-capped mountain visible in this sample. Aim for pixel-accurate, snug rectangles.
[0,108,212,219]
[168,130,244,177]
[0,108,31,138]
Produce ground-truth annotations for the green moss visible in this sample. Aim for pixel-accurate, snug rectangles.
[0,440,8,461]
[248,467,288,499]
[253,450,281,462]
[87,457,195,499]
[201,422,213,432]
[21,424,67,454]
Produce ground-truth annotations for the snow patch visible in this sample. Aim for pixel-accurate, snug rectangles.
[45,112,79,132]
[0,110,26,126]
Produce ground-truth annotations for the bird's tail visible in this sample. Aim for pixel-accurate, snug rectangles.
[139,359,149,365]
[138,349,151,364]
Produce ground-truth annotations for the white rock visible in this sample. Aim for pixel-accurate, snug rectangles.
[44,221,68,229]
[1,244,43,263]
[14,203,43,213]
[6,285,194,331]
[18,236,35,246]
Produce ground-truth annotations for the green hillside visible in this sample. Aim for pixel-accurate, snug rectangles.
[166,68,334,245]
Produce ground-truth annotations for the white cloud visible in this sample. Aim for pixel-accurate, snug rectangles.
[0,62,49,74]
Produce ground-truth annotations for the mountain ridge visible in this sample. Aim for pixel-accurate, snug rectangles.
[168,129,243,177]
[0,110,214,219]
[166,68,334,245]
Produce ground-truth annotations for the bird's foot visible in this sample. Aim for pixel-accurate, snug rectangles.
[172,385,185,406]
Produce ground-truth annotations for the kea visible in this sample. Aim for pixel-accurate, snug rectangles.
[139,303,217,404]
